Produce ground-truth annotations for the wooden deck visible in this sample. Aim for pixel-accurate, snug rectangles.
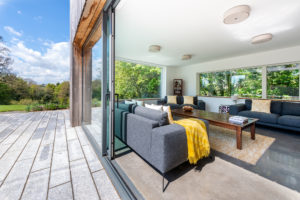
[0,110,120,200]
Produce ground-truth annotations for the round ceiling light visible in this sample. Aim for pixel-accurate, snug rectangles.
[182,55,192,60]
[251,33,273,44]
[149,45,161,52]
[224,5,251,24]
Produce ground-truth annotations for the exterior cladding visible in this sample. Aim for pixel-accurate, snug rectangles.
[70,0,86,43]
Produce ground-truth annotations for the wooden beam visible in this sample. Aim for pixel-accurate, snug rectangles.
[73,0,106,48]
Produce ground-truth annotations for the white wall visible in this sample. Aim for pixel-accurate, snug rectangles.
[164,45,300,112]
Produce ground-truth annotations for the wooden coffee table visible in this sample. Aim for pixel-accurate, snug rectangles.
[172,109,259,150]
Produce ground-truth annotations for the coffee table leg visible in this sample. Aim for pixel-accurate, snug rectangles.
[236,127,242,150]
[250,123,255,140]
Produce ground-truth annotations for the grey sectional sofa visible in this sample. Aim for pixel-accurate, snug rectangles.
[115,104,209,190]
[229,99,300,132]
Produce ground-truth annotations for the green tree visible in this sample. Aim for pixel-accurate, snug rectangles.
[115,61,161,99]
[55,81,70,105]
[43,83,56,103]
[0,82,12,104]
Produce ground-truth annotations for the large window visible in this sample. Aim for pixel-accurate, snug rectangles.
[115,60,161,99]
[199,63,300,100]
[267,64,299,100]
[199,68,262,98]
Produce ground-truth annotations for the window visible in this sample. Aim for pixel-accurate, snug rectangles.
[267,64,299,100]
[115,60,161,99]
[199,68,262,98]
[231,68,262,98]
[199,71,231,97]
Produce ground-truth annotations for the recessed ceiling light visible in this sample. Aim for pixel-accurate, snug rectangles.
[149,45,161,52]
[251,33,273,44]
[224,5,251,24]
[182,55,192,60]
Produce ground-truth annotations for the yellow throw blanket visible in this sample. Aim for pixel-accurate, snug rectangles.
[174,118,210,164]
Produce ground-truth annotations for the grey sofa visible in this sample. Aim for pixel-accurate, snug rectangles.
[229,99,300,132]
[115,104,209,190]
[157,96,206,110]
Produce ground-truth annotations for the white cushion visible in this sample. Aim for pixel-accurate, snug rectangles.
[145,104,162,111]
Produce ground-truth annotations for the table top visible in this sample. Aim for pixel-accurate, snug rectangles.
[172,109,258,128]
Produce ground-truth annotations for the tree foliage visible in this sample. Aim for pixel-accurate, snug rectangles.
[115,61,161,99]
[200,65,299,100]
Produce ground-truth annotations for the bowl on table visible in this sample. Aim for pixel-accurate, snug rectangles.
[183,106,193,112]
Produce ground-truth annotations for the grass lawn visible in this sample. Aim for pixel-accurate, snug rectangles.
[0,105,27,112]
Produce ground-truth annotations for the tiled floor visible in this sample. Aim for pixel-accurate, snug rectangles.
[0,110,120,200]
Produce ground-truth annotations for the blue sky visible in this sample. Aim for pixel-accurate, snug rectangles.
[0,0,70,84]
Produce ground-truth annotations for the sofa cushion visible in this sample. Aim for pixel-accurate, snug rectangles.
[166,103,181,110]
[134,106,169,126]
[278,115,300,128]
[238,111,279,124]
[251,99,271,113]
[245,99,252,110]
[271,101,282,115]
[183,96,194,105]
[281,102,300,116]
[177,96,184,105]
[117,103,133,112]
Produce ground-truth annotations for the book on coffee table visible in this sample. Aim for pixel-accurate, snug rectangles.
[229,116,248,125]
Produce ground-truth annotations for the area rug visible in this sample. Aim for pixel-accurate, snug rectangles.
[116,153,300,200]
[209,125,275,165]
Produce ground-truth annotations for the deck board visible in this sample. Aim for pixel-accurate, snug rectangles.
[0,110,120,200]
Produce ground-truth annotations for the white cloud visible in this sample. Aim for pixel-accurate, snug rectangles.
[9,40,70,84]
[4,26,22,37]
[17,10,22,14]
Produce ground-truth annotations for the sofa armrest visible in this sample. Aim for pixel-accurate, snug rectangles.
[126,114,159,159]
[229,104,246,115]
[157,99,166,105]
[150,124,187,173]
[197,100,206,110]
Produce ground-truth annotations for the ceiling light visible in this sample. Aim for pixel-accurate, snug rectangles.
[251,33,273,44]
[149,45,161,52]
[224,5,251,24]
[182,55,192,60]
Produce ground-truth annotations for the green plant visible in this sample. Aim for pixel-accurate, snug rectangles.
[92,98,101,107]
[31,104,44,111]
[44,103,58,110]
[25,105,31,112]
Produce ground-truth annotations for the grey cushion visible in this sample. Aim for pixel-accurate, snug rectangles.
[270,101,282,114]
[278,115,300,128]
[134,106,169,126]
[245,99,252,110]
[281,102,300,116]
[117,103,133,112]
[166,104,181,110]
[238,110,279,124]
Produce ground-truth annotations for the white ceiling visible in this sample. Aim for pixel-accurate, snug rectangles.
[115,0,300,67]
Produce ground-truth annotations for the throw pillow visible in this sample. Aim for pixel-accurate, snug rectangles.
[167,96,177,104]
[162,106,174,124]
[251,99,271,113]
[125,100,135,105]
[145,104,162,111]
[136,100,144,106]
[183,96,194,105]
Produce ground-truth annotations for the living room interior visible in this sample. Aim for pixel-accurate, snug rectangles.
[76,0,300,199]
[107,0,300,199]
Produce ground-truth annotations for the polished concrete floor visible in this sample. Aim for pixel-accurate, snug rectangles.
[0,110,120,200]
[214,125,300,192]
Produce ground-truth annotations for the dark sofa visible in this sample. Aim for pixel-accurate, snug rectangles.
[229,99,300,132]
[115,103,209,176]
[157,96,205,110]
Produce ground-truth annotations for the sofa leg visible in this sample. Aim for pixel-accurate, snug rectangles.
[162,173,167,192]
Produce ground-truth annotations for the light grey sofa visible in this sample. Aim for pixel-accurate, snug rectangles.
[121,106,209,191]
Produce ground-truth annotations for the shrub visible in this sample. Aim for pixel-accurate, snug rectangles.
[19,99,36,105]
[44,103,58,110]
[10,100,19,105]
[31,104,44,111]
[25,105,31,112]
